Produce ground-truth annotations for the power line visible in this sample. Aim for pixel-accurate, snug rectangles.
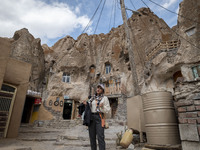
[116,0,121,10]
[129,0,148,27]
[129,0,137,10]
[140,0,149,8]
[94,0,106,34]
[113,0,117,28]
[170,27,200,50]
[81,0,103,35]
[108,0,115,31]
[125,9,146,66]
[54,0,104,68]
[148,0,200,24]
[140,0,200,50]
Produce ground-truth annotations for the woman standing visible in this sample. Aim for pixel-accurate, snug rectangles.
[85,84,111,150]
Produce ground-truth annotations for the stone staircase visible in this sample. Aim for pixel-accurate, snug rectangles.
[33,117,83,129]
[53,118,136,150]
[54,124,126,150]
[0,118,146,150]
[17,118,133,150]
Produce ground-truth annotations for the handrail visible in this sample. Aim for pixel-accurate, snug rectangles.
[146,40,181,61]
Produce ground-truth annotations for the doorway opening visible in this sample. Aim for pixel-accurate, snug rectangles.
[21,96,35,123]
[108,98,118,118]
[63,99,73,119]
[173,71,183,82]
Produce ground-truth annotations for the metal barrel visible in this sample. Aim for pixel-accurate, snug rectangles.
[142,91,180,145]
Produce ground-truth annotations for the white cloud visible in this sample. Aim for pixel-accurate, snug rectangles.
[75,6,81,14]
[0,0,90,45]
[162,0,177,8]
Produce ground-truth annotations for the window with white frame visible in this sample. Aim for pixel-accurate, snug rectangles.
[56,97,60,102]
[192,65,200,79]
[185,27,196,36]
[62,72,71,83]
[105,63,111,74]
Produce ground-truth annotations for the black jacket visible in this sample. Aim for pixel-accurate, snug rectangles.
[78,103,85,115]
[83,102,92,126]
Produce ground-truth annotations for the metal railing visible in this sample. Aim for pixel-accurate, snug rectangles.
[0,83,17,138]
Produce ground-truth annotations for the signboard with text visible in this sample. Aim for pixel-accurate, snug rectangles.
[34,98,42,105]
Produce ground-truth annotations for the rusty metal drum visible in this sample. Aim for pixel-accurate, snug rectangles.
[142,91,180,145]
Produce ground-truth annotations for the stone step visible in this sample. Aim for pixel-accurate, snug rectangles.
[53,146,132,150]
[61,135,117,141]
[18,137,57,141]
[55,138,118,149]
[35,119,83,128]
[55,139,135,150]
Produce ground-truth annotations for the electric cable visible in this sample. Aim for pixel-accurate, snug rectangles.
[128,0,147,66]
[141,0,200,50]
[54,0,104,68]
[116,0,146,66]
[108,0,115,31]
[81,0,103,35]
[140,0,149,8]
[129,0,159,42]
[116,0,121,10]
[125,9,146,66]
[129,0,137,10]
[170,27,200,50]
[94,0,106,34]
[148,0,200,24]
[113,0,117,28]
[98,0,120,73]
[129,0,148,27]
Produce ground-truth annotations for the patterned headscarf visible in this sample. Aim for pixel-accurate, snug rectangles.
[89,94,104,112]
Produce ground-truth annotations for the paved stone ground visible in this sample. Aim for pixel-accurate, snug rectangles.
[0,120,144,150]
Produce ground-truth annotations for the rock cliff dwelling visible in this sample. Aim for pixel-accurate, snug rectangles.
[0,0,199,149]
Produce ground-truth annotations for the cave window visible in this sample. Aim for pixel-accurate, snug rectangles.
[128,64,131,71]
[173,71,183,82]
[192,65,200,79]
[100,78,103,83]
[89,65,96,73]
[105,63,111,74]
[56,97,60,102]
[185,27,196,36]
[62,72,71,83]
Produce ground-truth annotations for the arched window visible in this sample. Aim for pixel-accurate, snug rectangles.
[173,71,183,82]
[89,65,96,73]
[105,63,111,74]
[62,72,71,83]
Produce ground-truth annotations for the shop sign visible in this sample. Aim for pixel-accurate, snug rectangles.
[64,99,72,103]
[34,98,42,105]
[64,95,69,99]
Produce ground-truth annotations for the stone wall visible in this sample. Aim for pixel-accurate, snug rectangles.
[40,7,177,123]
[11,28,45,93]
[174,80,200,150]
[44,7,176,100]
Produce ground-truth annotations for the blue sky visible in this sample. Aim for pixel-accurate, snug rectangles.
[0,0,182,47]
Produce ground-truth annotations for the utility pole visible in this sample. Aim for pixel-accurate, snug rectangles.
[120,0,140,96]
